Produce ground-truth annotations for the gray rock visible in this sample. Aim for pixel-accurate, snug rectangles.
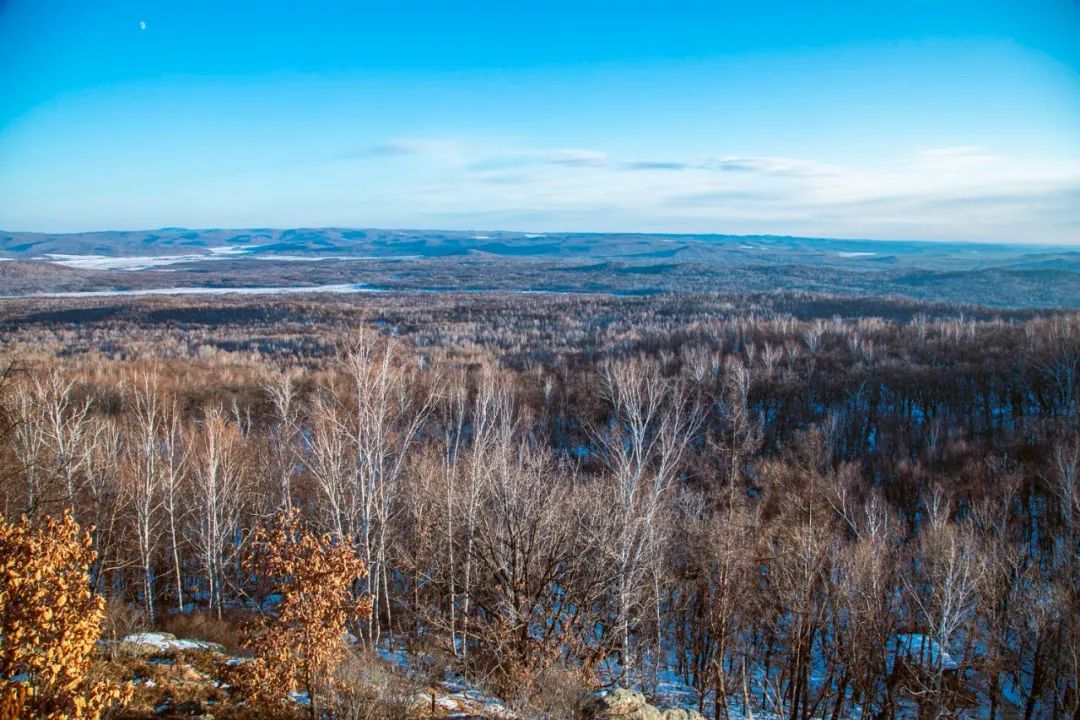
[661,709,706,720]
[579,688,663,720]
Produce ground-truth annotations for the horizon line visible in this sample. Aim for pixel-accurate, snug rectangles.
[0,225,1073,250]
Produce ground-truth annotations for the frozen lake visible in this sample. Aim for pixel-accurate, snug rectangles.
[1,283,380,299]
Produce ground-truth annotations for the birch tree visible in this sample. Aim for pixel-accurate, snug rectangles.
[594,356,700,679]
[122,375,165,623]
[188,406,246,617]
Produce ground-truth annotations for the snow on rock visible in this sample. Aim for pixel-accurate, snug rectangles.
[658,711,706,720]
[120,632,225,654]
[410,692,462,713]
[581,688,705,720]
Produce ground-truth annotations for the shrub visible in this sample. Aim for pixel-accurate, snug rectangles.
[0,511,130,719]
[232,510,372,719]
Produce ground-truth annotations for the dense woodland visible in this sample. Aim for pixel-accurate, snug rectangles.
[0,291,1078,719]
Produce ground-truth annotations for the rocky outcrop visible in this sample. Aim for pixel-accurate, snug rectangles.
[579,688,705,720]
[117,631,226,655]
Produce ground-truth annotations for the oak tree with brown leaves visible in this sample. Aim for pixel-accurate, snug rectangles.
[0,511,129,720]
[237,510,372,719]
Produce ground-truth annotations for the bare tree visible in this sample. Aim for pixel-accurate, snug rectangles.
[160,396,189,613]
[37,372,95,519]
[306,386,357,543]
[188,405,246,617]
[904,491,985,716]
[1047,436,1080,572]
[122,375,165,622]
[9,377,48,516]
[593,356,700,680]
[311,333,433,644]
[266,369,302,510]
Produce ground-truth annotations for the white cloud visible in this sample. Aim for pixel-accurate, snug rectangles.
[9,136,1073,244]
[358,140,1080,242]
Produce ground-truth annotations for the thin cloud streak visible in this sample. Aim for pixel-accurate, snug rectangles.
[341,138,462,160]
[465,149,838,177]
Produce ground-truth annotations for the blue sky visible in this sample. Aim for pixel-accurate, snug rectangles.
[0,1,1077,243]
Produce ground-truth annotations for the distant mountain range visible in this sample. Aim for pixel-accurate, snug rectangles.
[1,227,1077,307]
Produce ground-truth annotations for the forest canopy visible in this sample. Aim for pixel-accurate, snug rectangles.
[0,290,1077,719]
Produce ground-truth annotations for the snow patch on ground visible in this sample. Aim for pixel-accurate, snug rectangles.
[891,633,959,671]
[288,691,312,706]
[378,643,516,718]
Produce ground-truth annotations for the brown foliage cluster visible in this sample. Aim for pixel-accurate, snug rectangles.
[0,511,129,719]
[231,511,372,718]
